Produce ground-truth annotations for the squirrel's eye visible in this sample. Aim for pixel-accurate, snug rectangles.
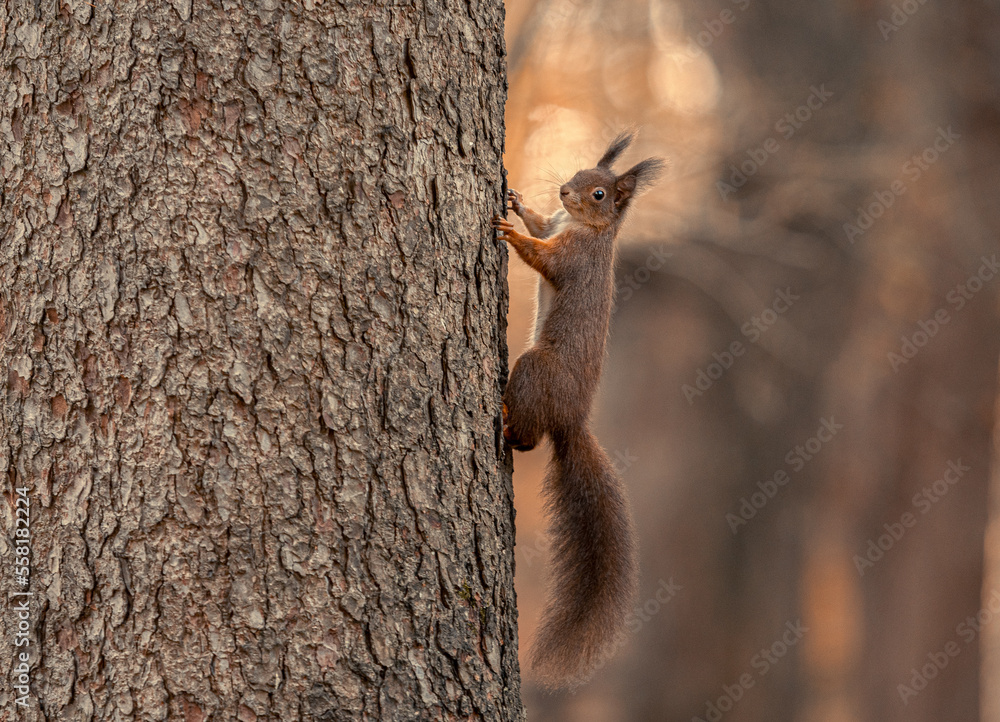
[593,189,605,201]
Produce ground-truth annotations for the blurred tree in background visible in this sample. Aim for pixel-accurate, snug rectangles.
[503,0,1000,720]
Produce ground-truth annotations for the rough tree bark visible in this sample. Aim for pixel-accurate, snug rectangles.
[0,1,519,720]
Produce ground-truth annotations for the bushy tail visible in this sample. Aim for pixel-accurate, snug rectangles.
[530,424,638,688]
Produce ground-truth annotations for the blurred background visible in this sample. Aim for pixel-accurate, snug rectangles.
[500,0,1000,720]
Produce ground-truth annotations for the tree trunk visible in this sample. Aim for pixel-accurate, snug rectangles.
[0,1,520,720]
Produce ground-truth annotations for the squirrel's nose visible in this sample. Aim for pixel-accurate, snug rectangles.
[560,185,570,197]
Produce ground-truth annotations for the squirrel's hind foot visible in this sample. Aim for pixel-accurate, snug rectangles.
[502,403,538,451]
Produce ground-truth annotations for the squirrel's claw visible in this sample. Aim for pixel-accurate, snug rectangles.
[507,189,524,214]
[492,215,514,241]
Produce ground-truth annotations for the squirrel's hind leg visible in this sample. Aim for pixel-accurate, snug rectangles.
[503,406,535,451]
[503,348,558,451]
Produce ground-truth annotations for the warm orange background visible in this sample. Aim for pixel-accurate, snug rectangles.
[502,1,1000,720]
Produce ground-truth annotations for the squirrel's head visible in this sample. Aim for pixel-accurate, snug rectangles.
[559,132,665,228]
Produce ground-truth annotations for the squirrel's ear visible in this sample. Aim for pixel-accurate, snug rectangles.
[597,132,636,169]
[614,158,666,210]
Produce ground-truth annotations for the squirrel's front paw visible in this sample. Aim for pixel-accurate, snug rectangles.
[492,215,515,242]
[507,189,525,216]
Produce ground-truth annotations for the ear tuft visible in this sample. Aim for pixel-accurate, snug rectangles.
[597,131,636,169]
[614,158,666,210]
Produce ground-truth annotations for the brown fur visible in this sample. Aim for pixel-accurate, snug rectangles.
[492,133,664,687]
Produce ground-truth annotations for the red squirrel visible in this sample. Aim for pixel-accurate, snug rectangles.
[492,132,664,688]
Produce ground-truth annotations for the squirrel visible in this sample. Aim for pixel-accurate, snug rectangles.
[492,132,664,688]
